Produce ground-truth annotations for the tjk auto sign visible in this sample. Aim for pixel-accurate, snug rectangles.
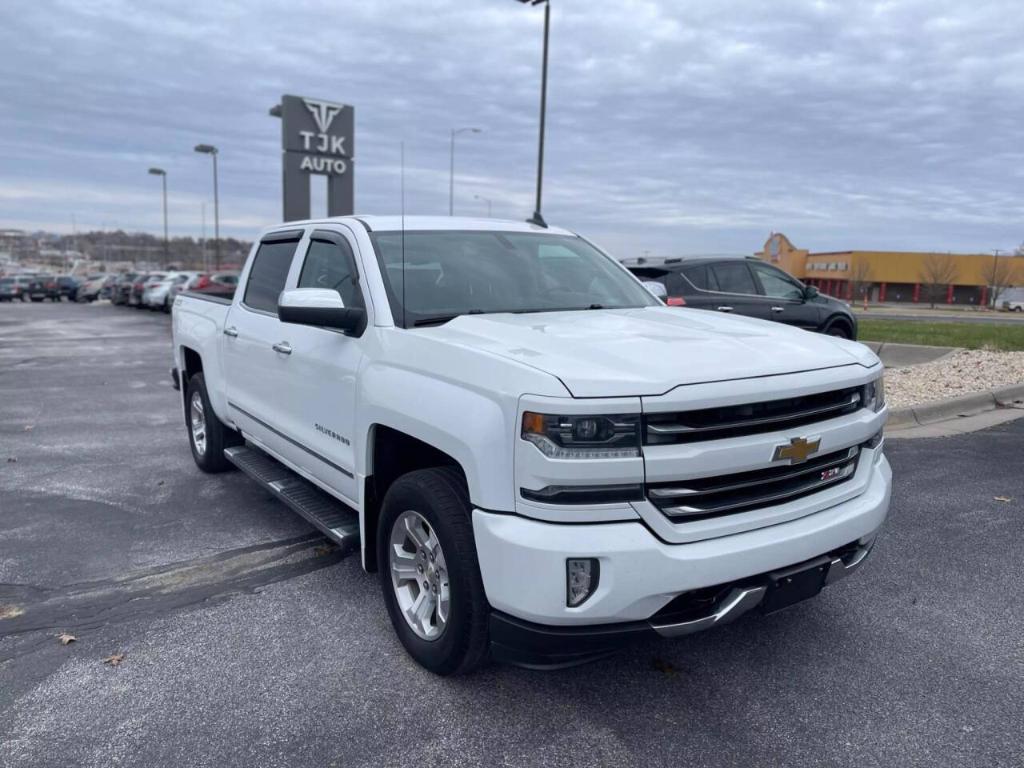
[278,94,354,221]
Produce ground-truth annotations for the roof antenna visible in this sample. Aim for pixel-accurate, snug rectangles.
[400,141,407,329]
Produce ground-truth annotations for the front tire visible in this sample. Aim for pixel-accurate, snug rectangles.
[378,467,489,676]
[824,319,853,340]
[185,372,240,473]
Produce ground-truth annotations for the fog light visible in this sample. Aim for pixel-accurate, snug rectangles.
[566,558,600,607]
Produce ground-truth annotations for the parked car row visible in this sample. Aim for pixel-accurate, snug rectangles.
[1,270,239,309]
[110,270,239,311]
[0,274,79,302]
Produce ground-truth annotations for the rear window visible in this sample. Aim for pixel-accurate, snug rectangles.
[243,238,300,313]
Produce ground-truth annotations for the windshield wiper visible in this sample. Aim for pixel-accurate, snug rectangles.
[412,309,485,327]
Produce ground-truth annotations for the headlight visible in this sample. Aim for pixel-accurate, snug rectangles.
[863,376,885,412]
[521,412,641,459]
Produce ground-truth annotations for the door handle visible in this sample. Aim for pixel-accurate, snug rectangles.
[770,306,785,313]
[223,326,238,337]
[272,341,293,355]
[716,306,734,313]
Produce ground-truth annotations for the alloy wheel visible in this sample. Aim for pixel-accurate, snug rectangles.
[389,510,450,641]
[189,391,207,456]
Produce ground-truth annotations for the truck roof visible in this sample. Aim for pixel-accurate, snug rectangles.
[265,215,576,237]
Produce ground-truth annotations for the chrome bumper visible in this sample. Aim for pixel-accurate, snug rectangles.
[650,538,876,638]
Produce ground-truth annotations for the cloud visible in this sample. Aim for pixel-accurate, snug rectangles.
[1,0,1022,256]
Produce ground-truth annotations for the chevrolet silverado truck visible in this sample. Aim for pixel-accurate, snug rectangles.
[171,216,891,675]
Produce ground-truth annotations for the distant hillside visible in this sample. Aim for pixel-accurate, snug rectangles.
[0,229,252,270]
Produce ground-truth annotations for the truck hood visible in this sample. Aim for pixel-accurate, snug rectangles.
[422,307,879,397]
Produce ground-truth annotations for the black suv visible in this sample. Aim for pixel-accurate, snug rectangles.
[629,258,858,340]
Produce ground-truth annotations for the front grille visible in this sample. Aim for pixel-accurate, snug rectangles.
[647,446,860,522]
[644,386,862,445]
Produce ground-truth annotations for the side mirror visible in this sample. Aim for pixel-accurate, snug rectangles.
[278,288,366,336]
[803,285,819,300]
[642,281,668,301]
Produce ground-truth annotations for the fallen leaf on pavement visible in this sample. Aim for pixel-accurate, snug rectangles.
[103,653,126,667]
[57,632,77,645]
[993,496,1012,503]
[6,457,15,463]
[0,605,25,620]
[23,425,33,432]
[652,657,678,677]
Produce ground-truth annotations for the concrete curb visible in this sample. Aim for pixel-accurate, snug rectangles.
[887,382,1024,430]
[863,341,957,368]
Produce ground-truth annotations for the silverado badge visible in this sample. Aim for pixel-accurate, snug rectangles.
[772,436,821,465]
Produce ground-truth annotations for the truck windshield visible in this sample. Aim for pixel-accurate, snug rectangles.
[369,230,657,327]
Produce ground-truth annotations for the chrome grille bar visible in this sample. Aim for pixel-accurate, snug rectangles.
[649,447,858,500]
[647,393,860,436]
[644,386,864,445]
[649,447,860,521]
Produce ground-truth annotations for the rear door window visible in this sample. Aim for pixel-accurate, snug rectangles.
[243,236,301,314]
[710,262,757,295]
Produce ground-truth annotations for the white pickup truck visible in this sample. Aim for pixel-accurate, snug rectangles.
[171,216,891,675]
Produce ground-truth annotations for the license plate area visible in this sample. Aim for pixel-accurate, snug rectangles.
[761,556,830,614]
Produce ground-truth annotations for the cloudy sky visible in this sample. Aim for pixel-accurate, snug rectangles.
[1,0,1022,257]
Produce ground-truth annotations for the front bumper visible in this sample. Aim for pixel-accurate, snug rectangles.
[490,536,876,668]
[476,454,891,663]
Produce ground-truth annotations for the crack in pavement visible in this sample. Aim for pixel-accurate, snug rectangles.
[0,534,355,661]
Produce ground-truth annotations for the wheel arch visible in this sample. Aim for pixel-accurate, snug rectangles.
[361,424,470,572]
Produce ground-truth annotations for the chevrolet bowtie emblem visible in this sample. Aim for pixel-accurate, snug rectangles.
[772,436,821,465]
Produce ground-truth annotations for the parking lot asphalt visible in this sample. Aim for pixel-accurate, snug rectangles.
[2,301,1022,768]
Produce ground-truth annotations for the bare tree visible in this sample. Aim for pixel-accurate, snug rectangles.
[982,254,1020,308]
[848,257,874,306]
[1014,242,1024,257]
[918,254,959,308]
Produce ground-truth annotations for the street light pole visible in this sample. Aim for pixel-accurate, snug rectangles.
[518,0,550,227]
[449,127,482,215]
[475,194,493,217]
[194,144,220,268]
[147,167,168,266]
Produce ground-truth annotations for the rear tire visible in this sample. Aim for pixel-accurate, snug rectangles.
[378,467,489,676]
[185,372,241,473]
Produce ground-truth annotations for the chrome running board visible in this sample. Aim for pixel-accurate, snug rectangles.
[224,445,360,553]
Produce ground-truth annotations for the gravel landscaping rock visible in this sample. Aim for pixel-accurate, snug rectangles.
[885,349,1024,408]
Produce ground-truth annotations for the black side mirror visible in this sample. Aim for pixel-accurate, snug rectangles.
[278,288,366,336]
[803,285,819,300]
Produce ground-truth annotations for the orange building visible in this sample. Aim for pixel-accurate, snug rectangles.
[755,233,1023,306]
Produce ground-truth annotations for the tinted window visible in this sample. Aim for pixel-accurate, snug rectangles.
[298,236,364,310]
[244,239,299,313]
[682,265,716,291]
[750,263,804,300]
[710,262,756,295]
